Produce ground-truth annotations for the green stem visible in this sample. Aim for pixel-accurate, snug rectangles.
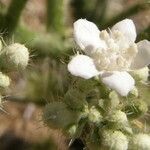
[15,25,72,59]
[46,0,65,33]
[90,0,108,24]
[101,2,148,29]
[2,0,28,37]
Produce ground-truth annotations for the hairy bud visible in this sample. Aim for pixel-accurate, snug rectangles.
[109,91,120,109]
[108,110,132,134]
[88,106,102,124]
[132,67,149,82]
[0,72,10,88]
[129,87,138,98]
[125,100,148,119]
[0,43,29,72]
[68,125,77,136]
[64,88,86,110]
[102,130,128,150]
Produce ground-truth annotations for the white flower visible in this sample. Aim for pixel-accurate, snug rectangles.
[68,19,150,96]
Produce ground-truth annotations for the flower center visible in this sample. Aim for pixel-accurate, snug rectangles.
[90,30,138,71]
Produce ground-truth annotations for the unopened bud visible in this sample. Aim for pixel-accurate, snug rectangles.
[0,72,10,88]
[0,43,29,72]
[129,87,138,97]
[64,88,86,110]
[88,106,102,124]
[68,125,77,136]
[102,130,128,150]
[132,67,149,82]
[125,100,148,119]
[108,110,132,134]
[109,91,120,108]
[131,133,150,150]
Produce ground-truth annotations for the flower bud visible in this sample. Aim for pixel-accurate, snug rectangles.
[109,91,120,108]
[132,67,149,82]
[129,87,138,98]
[102,130,128,150]
[0,43,29,72]
[68,125,77,136]
[0,72,10,88]
[80,105,89,118]
[131,133,150,150]
[64,88,87,110]
[108,110,132,134]
[88,106,102,124]
[125,100,148,119]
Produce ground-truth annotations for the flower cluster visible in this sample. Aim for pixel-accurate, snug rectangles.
[44,18,150,150]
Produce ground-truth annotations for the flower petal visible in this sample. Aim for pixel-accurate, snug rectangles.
[131,40,150,69]
[112,19,136,45]
[74,19,106,52]
[68,55,99,79]
[101,71,135,96]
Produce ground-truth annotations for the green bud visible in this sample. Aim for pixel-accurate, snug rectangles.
[75,79,96,94]
[0,43,29,72]
[109,91,120,109]
[64,88,87,110]
[0,72,10,88]
[102,130,128,150]
[43,102,79,129]
[125,100,148,119]
[80,105,89,118]
[107,110,132,134]
[129,87,138,98]
[88,106,102,124]
[98,99,105,108]
[68,125,77,136]
[131,67,149,82]
[130,133,150,150]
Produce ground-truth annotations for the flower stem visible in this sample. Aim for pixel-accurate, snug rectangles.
[2,0,28,37]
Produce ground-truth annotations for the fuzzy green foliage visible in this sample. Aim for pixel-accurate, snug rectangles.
[64,88,87,110]
[46,0,65,33]
[125,100,148,119]
[43,74,150,149]
[43,102,80,130]
[24,58,69,104]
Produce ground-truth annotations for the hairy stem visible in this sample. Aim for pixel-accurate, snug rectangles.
[101,2,148,29]
[46,0,65,33]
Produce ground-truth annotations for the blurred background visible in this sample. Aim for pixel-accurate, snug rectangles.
[0,0,149,149]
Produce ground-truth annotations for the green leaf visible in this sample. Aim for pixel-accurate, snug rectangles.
[64,88,87,110]
[43,102,80,129]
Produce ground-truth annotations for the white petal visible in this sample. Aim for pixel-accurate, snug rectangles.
[74,19,106,52]
[131,40,150,69]
[68,55,99,79]
[101,71,135,96]
[112,19,136,45]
